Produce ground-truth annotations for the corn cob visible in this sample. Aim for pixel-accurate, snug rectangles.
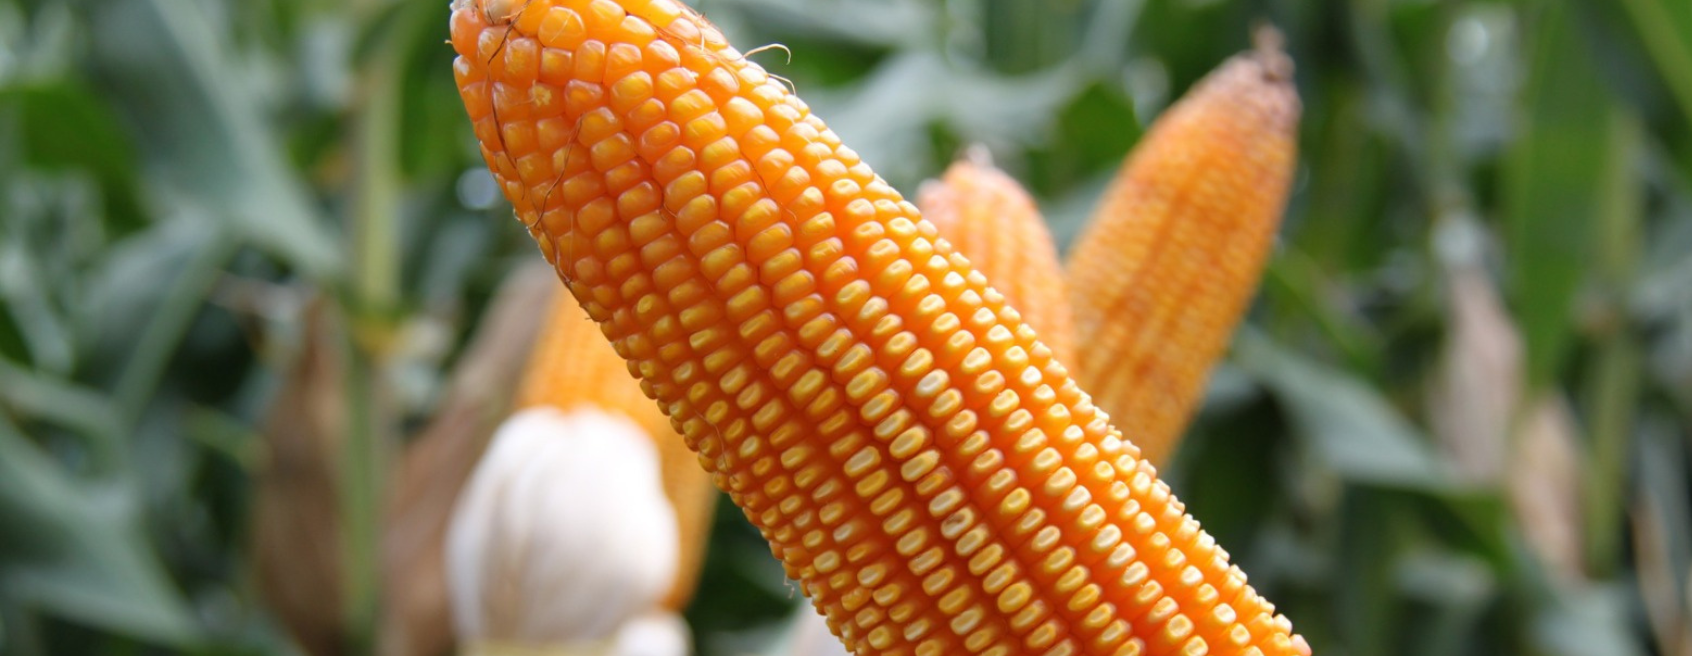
[1064,43,1300,468]
[448,406,679,647]
[917,153,1074,365]
[450,1,1309,654]
[517,290,718,610]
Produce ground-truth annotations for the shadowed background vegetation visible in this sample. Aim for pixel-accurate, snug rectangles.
[1,0,1690,654]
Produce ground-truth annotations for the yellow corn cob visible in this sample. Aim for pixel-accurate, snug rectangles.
[1064,43,1300,468]
[917,153,1074,365]
[517,290,717,610]
[450,1,1309,654]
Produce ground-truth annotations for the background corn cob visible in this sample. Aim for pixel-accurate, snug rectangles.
[1064,42,1300,469]
[916,152,1074,364]
[382,264,559,656]
[447,406,679,649]
[517,289,718,610]
[449,1,1308,654]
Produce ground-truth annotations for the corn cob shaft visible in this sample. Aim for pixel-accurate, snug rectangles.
[1064,47,1299,469]
[517,291,718,610]
[917,154,1075,365]
[450,1,1308,654]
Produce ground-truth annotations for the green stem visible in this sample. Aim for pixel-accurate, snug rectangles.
[0,357,120,455]
[1583,109,1644,576]
[338,344,385,653]
[1584,335,1641,576]
[336,9,411,649]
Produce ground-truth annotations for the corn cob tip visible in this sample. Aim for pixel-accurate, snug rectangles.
[1250,24,1294,82]
[960,143,995,168]
[1201,47,1300,138]
[911,143,995,204]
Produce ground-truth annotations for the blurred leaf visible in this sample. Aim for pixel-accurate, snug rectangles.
[1632,194,1692,321]
[709,0,935,50]
[1039,80,1138,190]
[394,11,473,183]
[1634,187,1692,408]
[0,83,144,230]
[1294,80,1394,272]
[1531,585,1647,656]
[1504,1,1623,391]
[1633,417,1692,656]
[982,0,1095,73]
[0,422,198,646]
[107,222,239,434]
[1262,249,1385,376]
[1583,109,1645,577]
[78,220,205,373]
[0,213,76,375]
[0,357,118,446]
[1334,488,1412,656]
[809,52,1085,189]
[85,0,341,283]
[1613,0,1692,130]
[1394,549,1497,655]
[1235,330,1448,490]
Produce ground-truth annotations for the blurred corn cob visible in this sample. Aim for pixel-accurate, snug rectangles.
[1509,396,1584,581]
[381,264,558,656]
[1429,217,1584,581]
[447,407,680,652]
[916,151,1074,364]
[449,1,1310,654]
[446,272,716,656]
[253,301,349,656]
[1065,37,1300,468]
[517,290,718,611]
[1428,219,1520,485]
[383,263,711,656]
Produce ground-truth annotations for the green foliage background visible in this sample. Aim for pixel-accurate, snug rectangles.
[1,0,1690,654]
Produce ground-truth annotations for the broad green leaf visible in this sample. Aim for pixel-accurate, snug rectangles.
[85,0,341,283]
[0,83,144,230]
[0,358,118,445]
[1581,110,1646,576]
[1394,550,1496,655]
[1633,418,1692,637]
[1234,330,1448,490]
[0,424,198,646]
[1530,584,1647,656]
[1504,1,1626,390]
[708,0,935,50]
[1613,0,1692,131]
[808,51,1082,190]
